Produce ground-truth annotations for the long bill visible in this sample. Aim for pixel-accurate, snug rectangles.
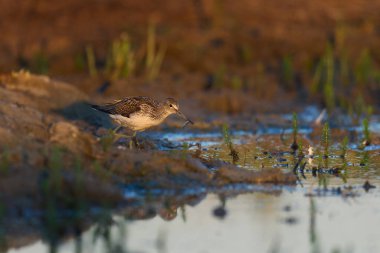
[175,109,194,125]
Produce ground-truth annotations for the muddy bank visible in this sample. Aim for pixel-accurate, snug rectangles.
[0,72,296,250]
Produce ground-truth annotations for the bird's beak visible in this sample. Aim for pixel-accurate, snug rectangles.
[176,109,193,125]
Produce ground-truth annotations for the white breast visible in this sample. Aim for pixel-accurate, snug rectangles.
[110,114,164,131]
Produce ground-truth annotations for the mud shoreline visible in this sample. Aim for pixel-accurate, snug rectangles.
[0,71,299,250]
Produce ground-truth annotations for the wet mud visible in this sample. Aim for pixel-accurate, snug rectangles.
[0,71,378,252]
[0,72,300,251]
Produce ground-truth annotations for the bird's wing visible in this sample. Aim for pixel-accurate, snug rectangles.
[92,96,157,118]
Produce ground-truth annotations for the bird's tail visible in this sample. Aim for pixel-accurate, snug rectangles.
[90,103,108,113]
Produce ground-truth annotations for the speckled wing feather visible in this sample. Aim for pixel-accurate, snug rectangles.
[91,96,158,118]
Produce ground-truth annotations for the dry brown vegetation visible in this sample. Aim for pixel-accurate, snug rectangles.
[0,0,379,114]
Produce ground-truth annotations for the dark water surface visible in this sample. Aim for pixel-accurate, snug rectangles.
[10,188,380,253]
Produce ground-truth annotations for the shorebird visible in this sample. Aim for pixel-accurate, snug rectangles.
[91,96,193,143]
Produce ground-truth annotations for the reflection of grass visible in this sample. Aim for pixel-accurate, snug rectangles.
[93,213,127,253]
[93,161,112,181]
[309,197,319,253]
[40,148,88,252]
[180,205,187,222]
[49,147,64,192]
[318,173,328,190]
[42,148,63,252]
[92,210,113,247]
[74,157,86,211]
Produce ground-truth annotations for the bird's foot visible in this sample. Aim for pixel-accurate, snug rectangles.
[112,126,122,134]
[113,132,140,149]
[104,129,139,149]
[129,135,140,149]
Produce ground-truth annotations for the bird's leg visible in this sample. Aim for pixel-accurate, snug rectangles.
[129,132,139,149]
[112,126,122,134]
[111,126,135,143]
[109,128,138,149]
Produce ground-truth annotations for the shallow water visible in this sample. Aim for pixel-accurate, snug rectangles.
[7,117,380,253]
[11,187,380,253]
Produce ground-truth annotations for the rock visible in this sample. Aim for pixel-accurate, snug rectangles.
[49,121,80,141]
[0,71,87,111]
[49,121,97,157]
[0,72,101,154]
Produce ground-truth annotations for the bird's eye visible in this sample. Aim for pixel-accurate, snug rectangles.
[169,104,173,107]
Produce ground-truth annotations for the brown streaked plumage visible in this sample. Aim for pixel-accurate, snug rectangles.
[91,96,192,132]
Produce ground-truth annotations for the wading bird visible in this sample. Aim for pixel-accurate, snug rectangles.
[91,96,193,146]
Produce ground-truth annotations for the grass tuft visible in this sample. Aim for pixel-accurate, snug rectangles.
[361,118,371,147]
[86,46,98,77]
[145,22,166,80]
[222,124,239,164]
[290,112,299,152]
[31,52,49,74]
[105,33,136,81]
[280,55,295,90]
[321,123,330,160]
[340,136,349,158]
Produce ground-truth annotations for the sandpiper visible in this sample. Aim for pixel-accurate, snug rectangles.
[91,96,193,135]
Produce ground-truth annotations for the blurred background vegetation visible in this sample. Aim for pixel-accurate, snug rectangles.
[0,0,379,114]
[0,2,380,251]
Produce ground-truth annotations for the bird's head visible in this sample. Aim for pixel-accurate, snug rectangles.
[163,98,193,124]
